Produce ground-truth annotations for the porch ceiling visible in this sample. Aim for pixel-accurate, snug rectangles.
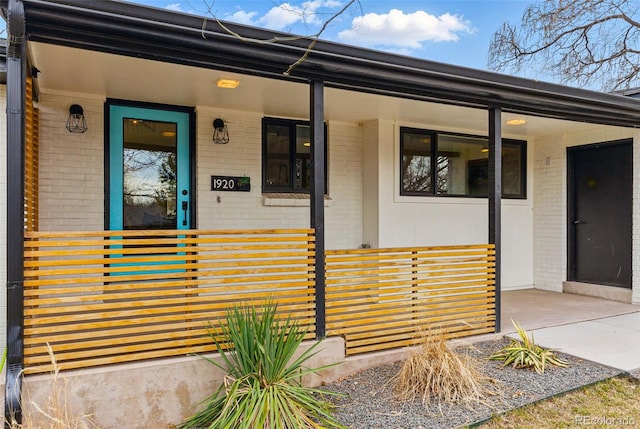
[30,42,601,137]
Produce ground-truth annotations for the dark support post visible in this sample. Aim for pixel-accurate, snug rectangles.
[488,107,502,333]
[5,0,26,426]
[310,80,326,339]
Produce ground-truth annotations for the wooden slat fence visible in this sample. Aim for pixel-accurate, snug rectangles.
[23,229,316,374]
[325,244,496,355]
[25,76,39,232]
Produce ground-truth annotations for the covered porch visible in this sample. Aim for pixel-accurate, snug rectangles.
[4,0,640,427]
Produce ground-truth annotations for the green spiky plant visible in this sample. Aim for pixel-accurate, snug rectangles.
[178,302,344,429]
[489,320,569,374]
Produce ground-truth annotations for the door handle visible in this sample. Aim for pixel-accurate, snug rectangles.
[181,201,188,226]
[573,220,587,225]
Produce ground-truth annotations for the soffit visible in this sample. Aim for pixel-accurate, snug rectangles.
[30,42,601,137]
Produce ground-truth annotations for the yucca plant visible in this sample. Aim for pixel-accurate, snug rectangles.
[178,302,344,429]
[489,320,568,374]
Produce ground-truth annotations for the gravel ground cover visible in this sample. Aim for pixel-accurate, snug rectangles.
[323,339,621,429]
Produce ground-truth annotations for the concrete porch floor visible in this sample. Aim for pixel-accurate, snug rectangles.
[501,288,639,333]
[499,289,640,372]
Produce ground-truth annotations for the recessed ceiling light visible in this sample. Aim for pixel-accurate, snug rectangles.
[216,79,240,89]
[507,119,527,125]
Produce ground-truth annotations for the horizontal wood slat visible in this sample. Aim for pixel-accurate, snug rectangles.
[23,229,316,374]
[24,230,497,372]
[24,77,39,232]
[325,244,496,356]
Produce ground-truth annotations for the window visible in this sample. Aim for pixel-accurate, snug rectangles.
[400,127,526,198]
[262,117,327,193]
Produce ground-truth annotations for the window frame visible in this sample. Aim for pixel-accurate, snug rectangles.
[262,117,328,194]
[399,127,527,199]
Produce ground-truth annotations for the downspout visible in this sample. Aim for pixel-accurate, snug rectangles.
[4,0,26,426]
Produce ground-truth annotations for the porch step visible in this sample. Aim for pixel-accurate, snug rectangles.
[563,281,632,304]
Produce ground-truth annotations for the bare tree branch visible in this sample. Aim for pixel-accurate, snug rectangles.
[488,0,640,91]
[284,0,357,75]
[196,0,361,75]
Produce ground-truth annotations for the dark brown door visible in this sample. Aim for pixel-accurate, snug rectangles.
[568,140,632,288]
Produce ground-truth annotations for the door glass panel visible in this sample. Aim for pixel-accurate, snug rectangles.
[122,118,178,230]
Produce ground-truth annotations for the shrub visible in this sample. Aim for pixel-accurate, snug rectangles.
[178,302,344,429]
[489,320,569,374]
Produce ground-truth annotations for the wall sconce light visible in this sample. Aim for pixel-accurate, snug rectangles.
[213,118,229,144]
[66,104,88,133]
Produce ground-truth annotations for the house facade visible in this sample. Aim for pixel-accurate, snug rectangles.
[2,0,640,426]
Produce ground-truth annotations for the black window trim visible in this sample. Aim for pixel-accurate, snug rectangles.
[399,127,527,199]
[262,116,328,194]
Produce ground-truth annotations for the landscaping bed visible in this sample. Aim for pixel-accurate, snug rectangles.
[323,339,622,429]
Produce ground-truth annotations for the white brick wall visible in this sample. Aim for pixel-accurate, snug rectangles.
[38,93,105,231]
[325,121,363,248]
[196,107,364,249]
[533,127,640,302]
[0,85,7,351]
[34,97,365,249]
[532,134,567,292]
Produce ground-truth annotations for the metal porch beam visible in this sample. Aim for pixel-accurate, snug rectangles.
[310,80,326,339]
[488,107,502,333]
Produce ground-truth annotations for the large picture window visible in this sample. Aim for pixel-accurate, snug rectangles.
[400,127,526,198]
[262,117,327,193]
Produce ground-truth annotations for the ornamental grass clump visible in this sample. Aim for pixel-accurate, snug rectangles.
[393,328,496,408]
[489,320,569,374]
[178,302,344,429]
[8,345,99,429]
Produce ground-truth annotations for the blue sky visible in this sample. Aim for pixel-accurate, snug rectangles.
[133,0,535,74]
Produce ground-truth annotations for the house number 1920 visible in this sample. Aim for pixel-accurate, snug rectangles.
[211,175,251,192]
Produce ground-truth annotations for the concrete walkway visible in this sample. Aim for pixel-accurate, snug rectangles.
[501,289,640,372]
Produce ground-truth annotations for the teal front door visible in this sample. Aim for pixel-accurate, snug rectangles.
[109,105,191,231]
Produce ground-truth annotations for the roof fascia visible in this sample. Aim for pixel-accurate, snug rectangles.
[22,0,640,128]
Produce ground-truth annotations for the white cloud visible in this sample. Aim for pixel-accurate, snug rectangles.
[338,9,474,49]
[224,1,344,31]
[225,10,259,26]
[165,3,184,12]
[259,3,304,29]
